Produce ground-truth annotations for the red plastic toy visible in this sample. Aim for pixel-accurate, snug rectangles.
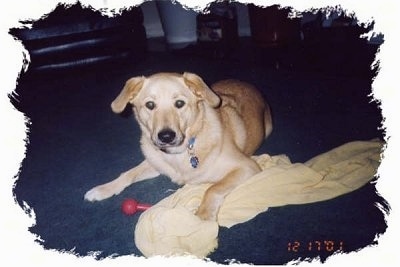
[121,198,151,216]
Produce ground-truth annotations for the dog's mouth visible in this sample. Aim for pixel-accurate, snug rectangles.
[159,145,184,154]
[157,142,186,154]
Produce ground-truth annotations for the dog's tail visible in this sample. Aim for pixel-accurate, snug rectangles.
[264,104,273,139]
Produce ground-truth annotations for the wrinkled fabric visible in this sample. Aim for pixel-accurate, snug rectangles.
[134,139,383,258]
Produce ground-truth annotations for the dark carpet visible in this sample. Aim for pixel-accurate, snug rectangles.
[11,37,388,264]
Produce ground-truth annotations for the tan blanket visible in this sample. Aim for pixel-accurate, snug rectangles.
[134,139,383,258]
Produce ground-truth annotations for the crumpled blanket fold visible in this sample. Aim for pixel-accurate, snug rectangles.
[134,139,383,258]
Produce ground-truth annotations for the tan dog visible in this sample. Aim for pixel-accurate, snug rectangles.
[84,72,272,221]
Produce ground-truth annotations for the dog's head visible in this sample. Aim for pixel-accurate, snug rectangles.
[111,72,221,154]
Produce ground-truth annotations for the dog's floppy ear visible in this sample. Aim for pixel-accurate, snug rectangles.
[183,72,221,108]
[111,76,145,113]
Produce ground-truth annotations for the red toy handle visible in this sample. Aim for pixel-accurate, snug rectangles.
[121,198,152,215]
[136,202,151,211]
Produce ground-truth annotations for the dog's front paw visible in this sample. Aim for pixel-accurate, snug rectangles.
[84,184,116,202]
[195,204,218,221]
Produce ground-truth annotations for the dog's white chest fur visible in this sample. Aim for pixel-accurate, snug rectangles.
[142,142,217,185]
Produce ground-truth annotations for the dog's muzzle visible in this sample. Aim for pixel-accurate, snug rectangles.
[155,128,185,153]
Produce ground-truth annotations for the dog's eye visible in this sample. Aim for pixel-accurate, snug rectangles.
[175,100,185,109]
[145,101,156,110]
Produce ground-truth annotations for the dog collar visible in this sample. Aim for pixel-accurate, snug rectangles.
[187,137,199,168]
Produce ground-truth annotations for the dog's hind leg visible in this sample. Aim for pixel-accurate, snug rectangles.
[84,160,159,201]
[264,104,273,139]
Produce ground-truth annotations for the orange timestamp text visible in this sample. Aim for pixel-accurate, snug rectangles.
[287,240,344,253]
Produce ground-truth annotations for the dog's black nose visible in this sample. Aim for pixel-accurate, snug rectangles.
[158,129,176,144]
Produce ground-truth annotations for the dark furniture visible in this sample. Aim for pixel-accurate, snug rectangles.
[10,3,147,72]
